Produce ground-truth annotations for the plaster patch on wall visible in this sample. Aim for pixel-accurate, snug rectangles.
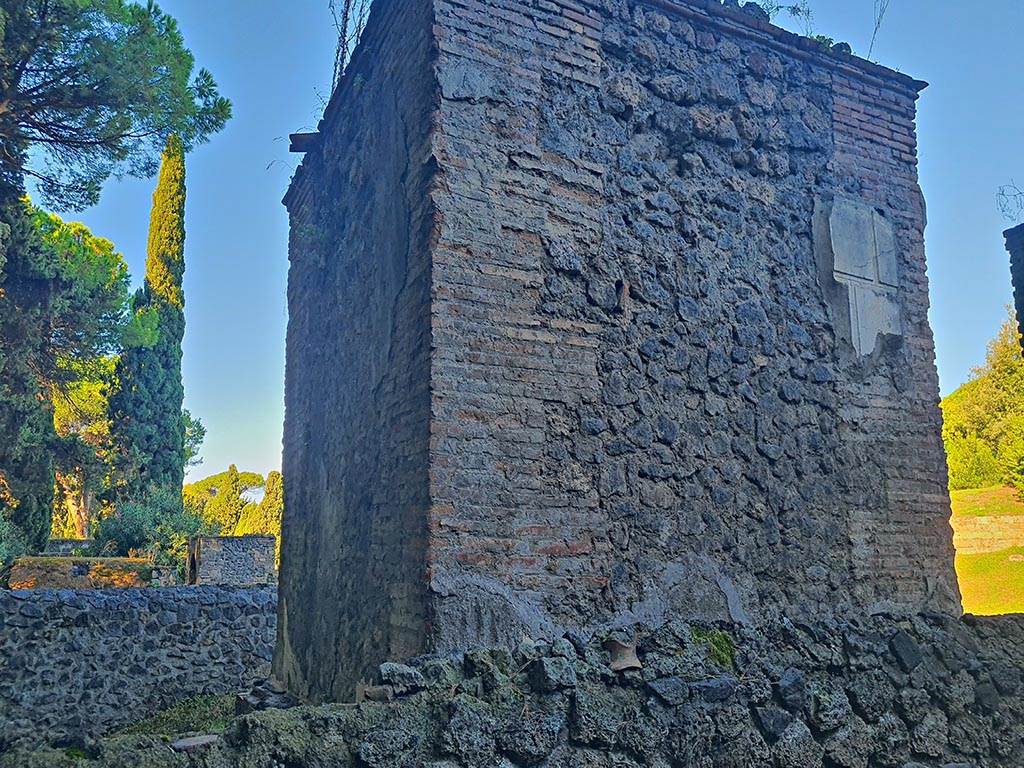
[815,196,902,355]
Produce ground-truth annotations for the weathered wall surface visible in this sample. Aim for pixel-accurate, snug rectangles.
[0,587,276,748]
[281,0,961,701]
[428,0,958,648]
[277,0,438,701]
[8,614,1024,767]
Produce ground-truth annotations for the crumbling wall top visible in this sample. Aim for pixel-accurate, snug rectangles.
[283,0,927,212]
[637,0,927,95]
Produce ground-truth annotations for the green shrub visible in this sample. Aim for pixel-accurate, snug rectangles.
[0,517,28,566]
[0,516,29,586]
[92,487,213,577]
[946,435,1003,491]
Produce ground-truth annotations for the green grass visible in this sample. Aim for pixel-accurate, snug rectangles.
[956,546,1024,616]
[117,694,236,736]
[950,486,1024,518]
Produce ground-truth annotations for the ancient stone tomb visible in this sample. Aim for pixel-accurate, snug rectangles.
[279,0,960,701]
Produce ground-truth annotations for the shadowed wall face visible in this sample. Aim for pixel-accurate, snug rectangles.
[1006,223,1024,351]
[276,0,437,701]
[281,0,961,702]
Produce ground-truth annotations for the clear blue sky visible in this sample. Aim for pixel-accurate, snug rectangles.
[53,1,1023,482]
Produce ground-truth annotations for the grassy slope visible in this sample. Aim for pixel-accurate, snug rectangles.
[956,547,1024,616]
[950,485,1024,517]
[952,485,1024,615]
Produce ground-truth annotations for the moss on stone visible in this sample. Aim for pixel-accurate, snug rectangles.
[118,694,235,736]
[691,627,736,668]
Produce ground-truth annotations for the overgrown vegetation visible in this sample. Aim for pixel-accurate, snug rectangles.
[0,0,228,558]
[91,487,212,576]
[761,0,892,59]
[941,309,1024,493]
[329,0,373,89]
[117,694,236,736]
[998,181,1024,223]
[691,627,736,668]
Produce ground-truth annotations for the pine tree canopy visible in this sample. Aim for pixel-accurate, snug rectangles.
[0,0,231,210]
[1,197,135,549]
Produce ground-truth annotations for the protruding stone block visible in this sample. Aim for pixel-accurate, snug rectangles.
[816,196,903,355]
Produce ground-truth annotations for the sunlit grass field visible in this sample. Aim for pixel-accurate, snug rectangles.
[950,485,1024,517]
[955,546,1024,616]
[951,485,1024,614]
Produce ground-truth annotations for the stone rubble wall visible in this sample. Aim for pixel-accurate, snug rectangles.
[6,613,1023,767]
[0,586,276,749]
[280,0,962,701]
[189,536,276,586]
[427,0,958,650]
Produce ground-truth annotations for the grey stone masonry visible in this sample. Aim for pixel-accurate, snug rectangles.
[187,535,276,586]
[0,586,276,748]
[7,613,1024,767]
[42,538,94,556]
[1005,223,1024,352]
[279,0,961,702]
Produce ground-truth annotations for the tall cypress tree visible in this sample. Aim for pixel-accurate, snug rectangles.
[109,135,187,502]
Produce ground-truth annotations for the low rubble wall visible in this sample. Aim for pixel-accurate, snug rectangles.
[0,586,276,748]
[5,611,1022,766]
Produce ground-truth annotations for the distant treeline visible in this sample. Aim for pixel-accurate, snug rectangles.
[941,309,1024,493]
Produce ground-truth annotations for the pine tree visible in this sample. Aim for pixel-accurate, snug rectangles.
[109,135,188,503]
[234,471,284,565]
[206,464,246,533]
[1,195,134,550]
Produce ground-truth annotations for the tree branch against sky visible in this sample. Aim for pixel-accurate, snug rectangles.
[999,182,1024,224]
[0,0,231,210]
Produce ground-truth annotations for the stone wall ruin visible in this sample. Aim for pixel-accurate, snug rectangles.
[0,586,276,748]
[279,0,962,702]
[187,536,277,586]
